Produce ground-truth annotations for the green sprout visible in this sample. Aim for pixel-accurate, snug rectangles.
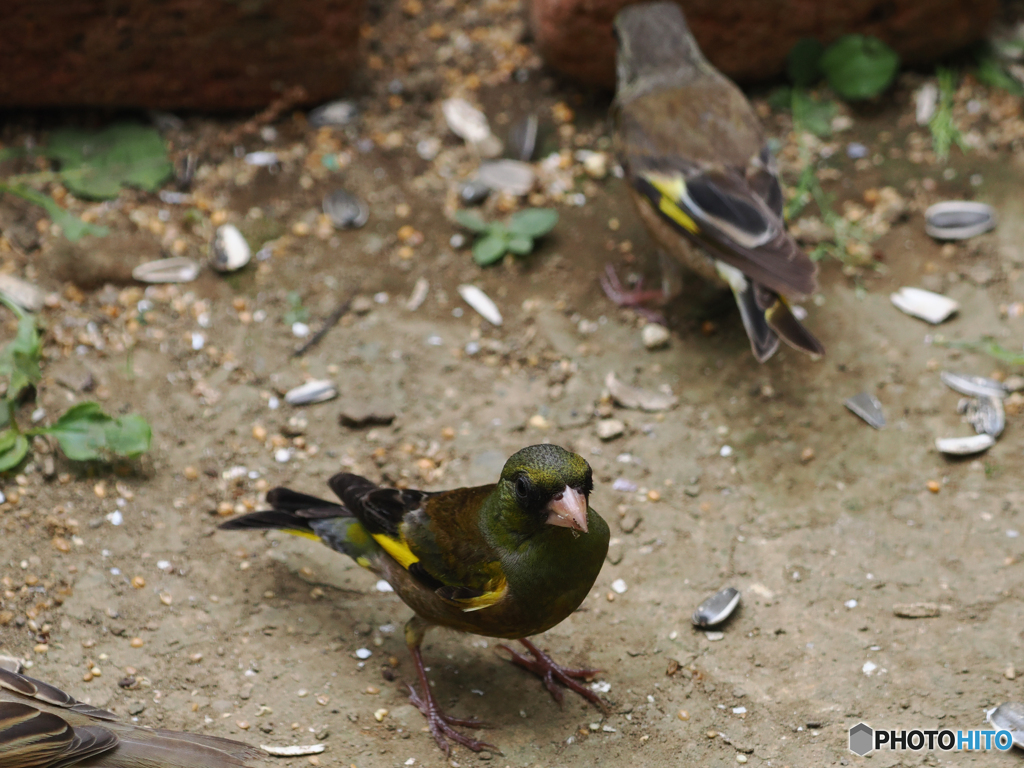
[0,298,151,470]
[929,68,968,161]
[454,208,559,266]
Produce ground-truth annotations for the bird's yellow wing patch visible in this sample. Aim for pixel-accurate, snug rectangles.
[371,532,419,569]
[281,529,322,542]
[644,173,699,234]
[451,576,508,613]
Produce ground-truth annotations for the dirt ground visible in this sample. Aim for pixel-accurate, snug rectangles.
[2,2,1024,768]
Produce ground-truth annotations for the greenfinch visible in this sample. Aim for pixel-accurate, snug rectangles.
[0,664,264,768]
[220,444,610,755]
[612,1,825,362]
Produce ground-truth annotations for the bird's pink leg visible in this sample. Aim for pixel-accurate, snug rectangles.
[406,644,499,756]
[497,638,610,713]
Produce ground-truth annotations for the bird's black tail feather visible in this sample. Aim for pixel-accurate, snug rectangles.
[218,488,349,533]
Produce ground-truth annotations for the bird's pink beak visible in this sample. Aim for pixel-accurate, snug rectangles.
[545,486,588,533]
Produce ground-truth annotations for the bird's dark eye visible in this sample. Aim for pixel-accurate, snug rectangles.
[514,475,531,500]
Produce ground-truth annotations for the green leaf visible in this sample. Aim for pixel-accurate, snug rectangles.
[0,183,108,241]
[508,208,558,238]
[39,401,152,461]
[506,236,534,256]
[454,209,490,233]
[0,430,28,472]
[0,297,42,400]
[45,123,173,200]
[788,38,824,87]
[472,234,510,266]
[820,35,900,100]
[791,88,836,137]
[974,54,1024,96]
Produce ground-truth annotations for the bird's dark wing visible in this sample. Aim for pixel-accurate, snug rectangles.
[328,474,507,611]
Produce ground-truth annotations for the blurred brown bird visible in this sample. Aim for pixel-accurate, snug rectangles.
[0,664,265,768]
[612,1,825,362]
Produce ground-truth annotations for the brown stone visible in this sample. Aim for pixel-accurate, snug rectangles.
[530,0,997,88]
[0,0,366,110]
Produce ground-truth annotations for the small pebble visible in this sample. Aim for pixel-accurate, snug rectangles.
[130,638,144,648]
[611,578,628,594]
[641,324,670,350]
[800,447,814,463]
[926,480,940,493]
[678,710,690,721]
[596,419,625,441]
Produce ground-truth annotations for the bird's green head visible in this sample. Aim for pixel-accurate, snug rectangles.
[614,2,704,93]
[499,444,594,534]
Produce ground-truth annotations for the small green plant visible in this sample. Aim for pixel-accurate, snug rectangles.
[784,140,874,271]
[0,122,172,241]
[932,336,1024,366]
[929,68,968,161]
[0,298,151,470]
[454,208,559,266]
[974,42,1024,95]
[785,34,900,102]
[283,292,310,326]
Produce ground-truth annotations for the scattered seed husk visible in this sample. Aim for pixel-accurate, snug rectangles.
[958,396,1005,438]
[307,100,359,127]
[210,224,251,272]
[442,98,501,157]
[323,189,369,229]
[406,277,429,311]
[132,257,200,284]
[459,179,491,206]
[925,201,996,240]
[844,391,885,429]
[605,372,678,412]
[0,655,21,673]
[476,160,536,196]
[507,114,539,161]
[339,409,396,429]
[935,433,995,455]
[244,151,278,167]
[443,98,491,143]
[457,284,502,326]
[0,274,44,312]
[284,380,338,405]
[890,287,959,324]
[940,371,1007,399]
[986,703,1024,749]
[260,743,326,756]
[893,602,940,618]
[692,587,741,627]
[915,83,938,125]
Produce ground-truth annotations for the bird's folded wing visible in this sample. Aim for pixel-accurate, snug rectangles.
[629,164,817,298]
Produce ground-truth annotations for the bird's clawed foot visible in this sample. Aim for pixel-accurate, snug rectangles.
[498,638,610,713]
[599,265,667,323]
[405,683,498,757]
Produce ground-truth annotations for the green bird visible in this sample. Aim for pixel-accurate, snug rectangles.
[219,444,610,755]
[0,663,265,768]
[610,1,825,363]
